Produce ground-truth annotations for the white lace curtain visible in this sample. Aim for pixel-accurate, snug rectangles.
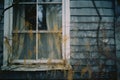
[12,1,62,60]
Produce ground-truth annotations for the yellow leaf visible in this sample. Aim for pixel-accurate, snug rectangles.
[59,27,62,32]
[25,21,30,27]
[53,24,58,31]
[24,57,26,65]
[13,27,18,43]
[68,69,74,80]
[4,37,12,53]
[81,67,88,77]
[47,58,52,65]
[57,33,62,39]
[81,65,92,79]
[62,35,69,44]
[88,69,92,78]
[34,46,36,54]
[29,27,33,41]
[38,34,42,46]
[28,50,32,58]
[38,34,41,40]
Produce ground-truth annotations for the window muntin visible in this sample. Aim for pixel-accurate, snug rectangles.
[11,0,62,62]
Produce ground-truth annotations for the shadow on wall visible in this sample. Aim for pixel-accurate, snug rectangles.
[116,1,120,79]
[0,0,4,67]
[116,16,120,80]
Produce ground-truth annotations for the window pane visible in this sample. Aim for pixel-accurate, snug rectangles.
[13,4,36,31]
[12,34,36,60]
[38,33,62,59]
[13,0,36,2]
[38,4,62,30]
[38,0,62,2]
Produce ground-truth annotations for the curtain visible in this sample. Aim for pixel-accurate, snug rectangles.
[12,5,36,60]
[12,1,62,61]
[38,4,62,59]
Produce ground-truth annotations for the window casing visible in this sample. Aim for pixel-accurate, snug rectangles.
[3,0,70,70]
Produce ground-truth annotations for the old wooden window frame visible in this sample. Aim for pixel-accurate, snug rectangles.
[3,0,70,70]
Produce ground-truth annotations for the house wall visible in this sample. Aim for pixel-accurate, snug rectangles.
[0,0,119,80]
[116,16,120,80]
[70,0,117,79]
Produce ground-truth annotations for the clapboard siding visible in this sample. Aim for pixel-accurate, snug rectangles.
[71,45,115,52]
[70,23,114,30]
[71,9,114,16]
[70,30,114,38]
[116,17,120,80]
[71,17,114,22]
[70,1,112,8]
[70,0,117,79]
[70,38,115,45]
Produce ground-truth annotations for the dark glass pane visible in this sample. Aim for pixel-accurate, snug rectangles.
[38,0,62,2]
[38,4,62,30]
[13,4,36,30]
[25,5,36,30]
[12,34,36,59]
[13,0,36,2]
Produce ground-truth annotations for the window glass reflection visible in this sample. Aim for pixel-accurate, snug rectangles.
[38,4,62,30]
[38,5,47,30]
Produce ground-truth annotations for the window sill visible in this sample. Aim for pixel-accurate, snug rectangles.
[1,64,71,71]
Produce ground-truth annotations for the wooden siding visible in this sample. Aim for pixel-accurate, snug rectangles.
[70,0,117,79]
[116,17,120,80]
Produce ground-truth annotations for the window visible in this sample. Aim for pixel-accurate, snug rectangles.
[3,0,70,70]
